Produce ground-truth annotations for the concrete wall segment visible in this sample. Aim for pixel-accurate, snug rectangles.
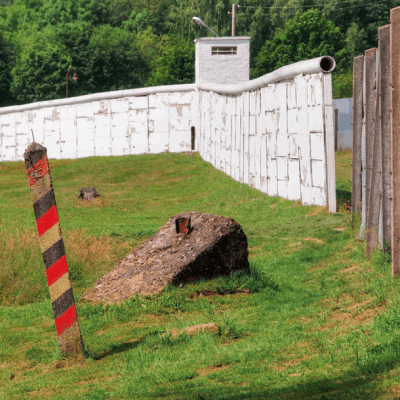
[1,57,335,210]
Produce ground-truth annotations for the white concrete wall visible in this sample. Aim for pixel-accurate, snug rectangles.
[0,86,199,161]
[0,65,334,209]
[198,73,330,207]
[195,37,250,85]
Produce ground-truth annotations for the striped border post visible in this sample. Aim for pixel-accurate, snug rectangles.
[24,142,84,357]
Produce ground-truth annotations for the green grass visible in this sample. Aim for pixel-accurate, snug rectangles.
[2,150,400,399]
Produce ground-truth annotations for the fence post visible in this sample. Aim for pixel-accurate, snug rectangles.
[366,47,382,256]
[379,25,392,252]
[365,48,377,226]
[352,56,364,216]
[24,142,84,356]
[390,6,400,275]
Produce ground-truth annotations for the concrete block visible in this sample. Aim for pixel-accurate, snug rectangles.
[249,135,256,177]
[307,74,323,106]
[287,82,297,109]
[59,106,77,121]
[289,134,299,159]
[76,139,94,159]
[311,160,326,188]
[278,179,288,199]
[312,186,327,206]
[60,140,77,159]
[267,157,278,196]
[308,105,324,132]
[264,85,276,112]
[256,91,261,115]
[94,114,111,138]
[111,98,129,114]
[111,135,129,156]
[265,111,275,134]
[169,91,193,105]
[149,131,168,154]
[76,103,94,118]
[93,100,110,115]
[243,134,249,185]
[129,129,148,155]
[255,133,261,191]
[266,133,276,158]
[277,156,288,180]
[129,96,148,110]
[276,134,289,157]
[94,137,111,157]
[288,159,301,200]
[250,91,256,116]
[249,115,256,136]
[287,108,298,134]
[111,113,129,138]
[43,118,60,159]
[310,133,324,161]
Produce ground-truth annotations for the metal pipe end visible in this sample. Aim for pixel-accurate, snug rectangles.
[320,56,336,73]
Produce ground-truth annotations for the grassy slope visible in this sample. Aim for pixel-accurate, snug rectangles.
[1,151,400,399]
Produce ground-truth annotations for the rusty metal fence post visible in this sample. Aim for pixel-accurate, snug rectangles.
[24,142,84,356]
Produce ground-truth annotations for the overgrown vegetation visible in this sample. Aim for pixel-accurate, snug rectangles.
[0,0,397,104]
[2,151,400,399]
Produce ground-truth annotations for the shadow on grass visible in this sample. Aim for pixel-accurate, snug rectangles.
[87,333,148,361]
[145,372,385,400]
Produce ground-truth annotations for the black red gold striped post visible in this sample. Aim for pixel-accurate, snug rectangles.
[24,142,84,357]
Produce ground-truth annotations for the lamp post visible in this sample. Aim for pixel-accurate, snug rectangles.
[66,69,79,98]
[192,16,218,37]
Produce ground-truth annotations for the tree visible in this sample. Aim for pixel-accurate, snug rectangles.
[86,24,149,92]
[9,25,73,102]
[254,9,349,77]
[145,35,195,87]
[0,32,15,104]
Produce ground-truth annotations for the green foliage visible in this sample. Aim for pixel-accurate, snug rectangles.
[332,68,353,99]
[0,33,15,102]
[145,35,195,86]
[254,9,349,77]
[9,26,73,102]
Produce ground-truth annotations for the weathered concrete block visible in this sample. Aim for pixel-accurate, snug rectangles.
[82,211,249,305]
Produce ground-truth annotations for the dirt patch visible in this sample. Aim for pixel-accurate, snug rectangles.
[339,264,360,274]
[303,238,323,244]
[166,323,219,338]
[82,212,249,305]
[334,227,346,231]
[197,364,229,377]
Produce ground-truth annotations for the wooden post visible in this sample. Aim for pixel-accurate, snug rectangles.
[24,142,84,356]
[365,48,377,225]
[379,25,392,252]
[366,46,382,256]
[390,7,400,274]
[352,56,364,215]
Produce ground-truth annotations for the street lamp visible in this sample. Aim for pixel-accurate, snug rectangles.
[66,69,79,98]
[192,16,218,37]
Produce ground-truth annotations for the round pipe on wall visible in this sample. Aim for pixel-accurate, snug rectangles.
[196,56,336,95]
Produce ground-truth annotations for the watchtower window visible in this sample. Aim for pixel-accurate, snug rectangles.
[211,46,237,55]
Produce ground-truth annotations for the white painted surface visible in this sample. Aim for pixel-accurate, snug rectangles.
[195,37,250,85]
[198,72,333,208]
[0,58,335,210]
